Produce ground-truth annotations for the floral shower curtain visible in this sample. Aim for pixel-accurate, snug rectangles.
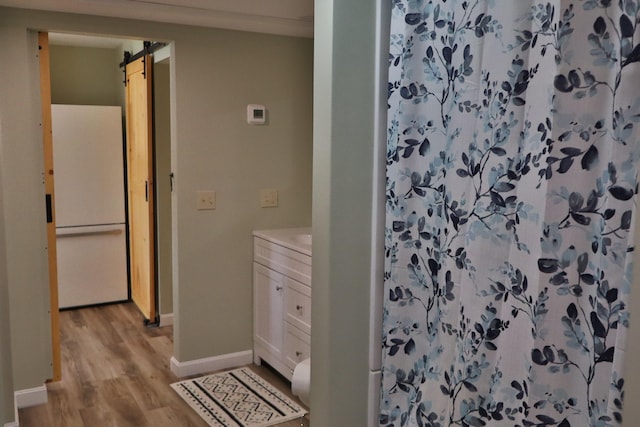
[380,1,640,426]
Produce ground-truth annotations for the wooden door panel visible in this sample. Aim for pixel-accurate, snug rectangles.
[126,55,156,322]
[39,32,61,381]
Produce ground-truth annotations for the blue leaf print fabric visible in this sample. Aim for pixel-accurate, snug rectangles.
[381,1,640,426]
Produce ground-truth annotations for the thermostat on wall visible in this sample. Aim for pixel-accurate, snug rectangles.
[247,104,266,125]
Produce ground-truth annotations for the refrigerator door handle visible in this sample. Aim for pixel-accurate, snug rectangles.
[56,224,124,238]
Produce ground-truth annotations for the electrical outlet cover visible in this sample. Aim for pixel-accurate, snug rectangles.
[196,190,216,210]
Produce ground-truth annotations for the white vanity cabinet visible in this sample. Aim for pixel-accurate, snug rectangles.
[253,229,311,381]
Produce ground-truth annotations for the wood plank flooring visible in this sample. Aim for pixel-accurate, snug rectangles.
[18,302,310,427]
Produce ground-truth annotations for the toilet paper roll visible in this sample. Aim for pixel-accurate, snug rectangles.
[291,358,311,406]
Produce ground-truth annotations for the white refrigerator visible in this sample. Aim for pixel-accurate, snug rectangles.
[52,104,129,309]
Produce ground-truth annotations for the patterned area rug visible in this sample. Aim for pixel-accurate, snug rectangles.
[171,367,307,427]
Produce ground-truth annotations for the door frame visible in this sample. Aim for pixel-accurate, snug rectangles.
[40,32,169,380]
[38,31,62,382]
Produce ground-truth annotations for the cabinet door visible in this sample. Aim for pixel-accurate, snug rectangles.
[254,263,285,358]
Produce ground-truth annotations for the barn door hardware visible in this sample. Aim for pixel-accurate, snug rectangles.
[120,41,167,86]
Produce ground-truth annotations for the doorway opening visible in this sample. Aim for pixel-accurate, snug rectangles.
[40,31,174,381]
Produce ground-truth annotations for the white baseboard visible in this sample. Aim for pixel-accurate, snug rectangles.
[8,383,48,425]
[368,370,381,427]
[12,397,18,427]
[170,350,253,378]
[159,313,174,327]
[4,408,18,427]
[14,385,47,409]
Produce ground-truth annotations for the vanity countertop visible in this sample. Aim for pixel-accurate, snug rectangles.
[253,227,312,256]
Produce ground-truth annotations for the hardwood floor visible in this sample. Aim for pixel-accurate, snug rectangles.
[18,302,310,427]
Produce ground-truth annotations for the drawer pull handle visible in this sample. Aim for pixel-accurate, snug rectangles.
[276,286,283,291]
[296,305,303,313]
[296,351,302,358]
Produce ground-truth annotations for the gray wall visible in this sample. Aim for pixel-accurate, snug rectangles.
[0,7,312,394]
[169,26,313,361]
[0,23,53,394]
[311,0,378,425]
[0,122,15,427]
[50,45,123,106]
[154,61,173,316]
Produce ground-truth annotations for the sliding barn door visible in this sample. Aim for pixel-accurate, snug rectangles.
[125,55,156,323]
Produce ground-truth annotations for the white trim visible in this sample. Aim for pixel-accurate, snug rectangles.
[369,0,390,374]
[0,0,313,38]
[368,2,391,426]
[368,370,382,427]
[159,312,174,327]
[4,402,18,427]
[14,385,47,409]
[170,350,253,378]
[153,45,171,64]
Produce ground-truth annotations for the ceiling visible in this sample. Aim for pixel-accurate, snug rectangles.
[0,0,314,38]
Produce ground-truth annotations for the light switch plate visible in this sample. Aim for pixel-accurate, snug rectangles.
[196,191,216,210]
[260,189,278,208]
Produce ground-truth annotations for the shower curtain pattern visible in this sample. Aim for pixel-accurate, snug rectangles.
[381,1,640,426]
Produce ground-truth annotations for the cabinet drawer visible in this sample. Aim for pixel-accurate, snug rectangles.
[285,278,311,334]
[254,238,312,286]
[284,323,311,371]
